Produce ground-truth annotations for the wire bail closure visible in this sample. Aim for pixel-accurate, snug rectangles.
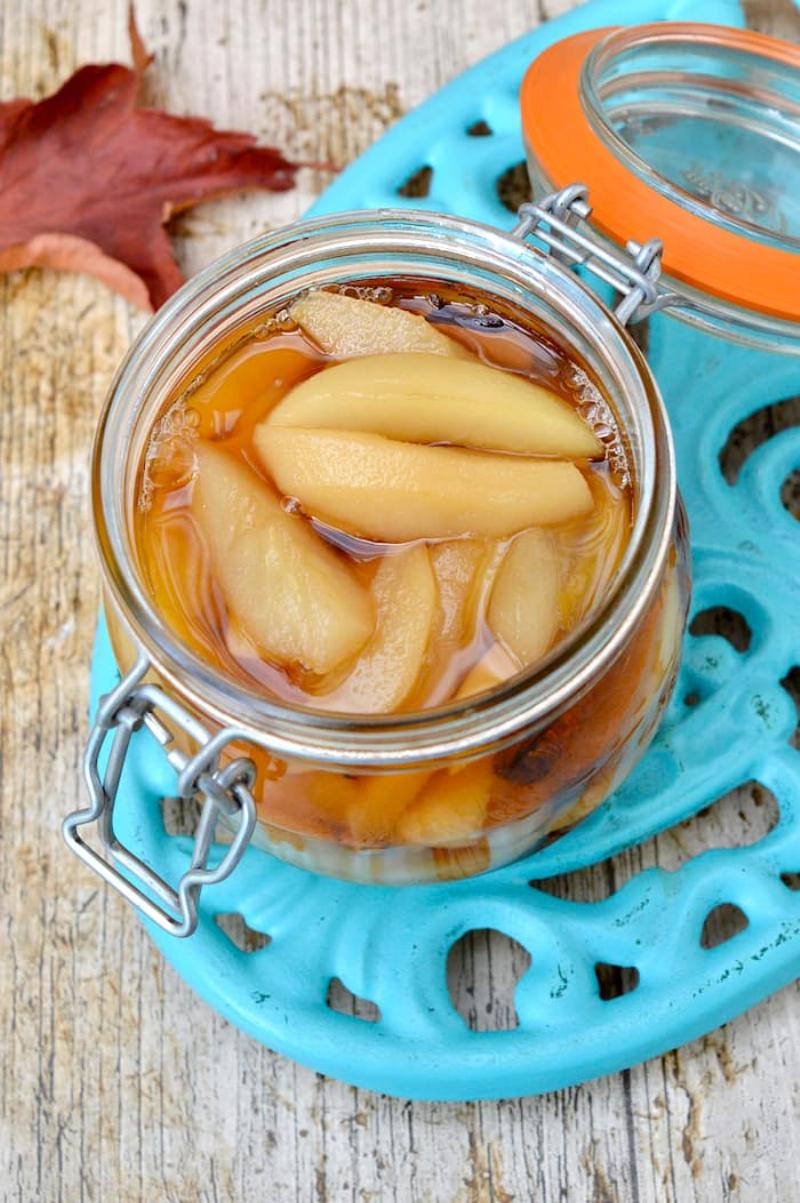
[512,184,677,326]
[63,655,257,937]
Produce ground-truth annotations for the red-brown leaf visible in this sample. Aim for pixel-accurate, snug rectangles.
[128,4,154,73]
[0,61,299,309]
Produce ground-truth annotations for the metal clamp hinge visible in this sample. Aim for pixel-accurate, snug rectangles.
[512,184,678,327]
[63,655,257,937]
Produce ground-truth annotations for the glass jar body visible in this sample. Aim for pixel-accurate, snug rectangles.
[93,210,683,885]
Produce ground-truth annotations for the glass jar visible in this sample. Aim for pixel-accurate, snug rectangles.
[65,207,688,932]
[521,24,800,511]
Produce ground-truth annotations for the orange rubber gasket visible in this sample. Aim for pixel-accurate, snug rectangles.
[520,23,800,323]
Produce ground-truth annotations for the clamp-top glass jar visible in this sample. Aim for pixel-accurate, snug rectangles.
[64,203,689,931]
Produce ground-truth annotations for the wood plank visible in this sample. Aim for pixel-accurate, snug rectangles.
[0,1,798,1201]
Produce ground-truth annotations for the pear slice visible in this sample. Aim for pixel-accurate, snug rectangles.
[290,289,470,359]
[397,760,494,845]
[347,771,433,845]
[488,529,561,666]
[557,490,630,631]
[255,427,593,542]
[420,539,494,700]
[269,352,601,458]
[430,539,487,645]
[191,443,373,674]
[314,545,437,714]
[456,643,520,699]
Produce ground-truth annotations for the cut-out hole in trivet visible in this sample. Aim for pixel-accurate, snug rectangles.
[719,394,800,484]
[781,872,800,891]
[496,161,532,213]
[533,781,779,901]
[689,605,752,652]
[662,781,779,870]
[684,691,701,708]
[161,796,200,837]
[326,977,381,1023]
[466,118,493,136]
[447,928,531,1032]
[398,164,433,197]
[214,913,271,953]
[161,795,235,844]
[700,903,750,949]
[628,317,650,357]
[531,858,619,903]
[780,666,800,748]
[595,962,640,1000]
[780,468,800,519]
[743,0,800,36]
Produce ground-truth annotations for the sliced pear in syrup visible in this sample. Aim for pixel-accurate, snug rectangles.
[314,544,438,714]
[347,771,433,845]
[397,760,494,846]
[455,643,520,700]
[269,351,601,458]
[255,426,593,542]
[191,442,373,675]
[488,529,561,667]
[290,290,471,359]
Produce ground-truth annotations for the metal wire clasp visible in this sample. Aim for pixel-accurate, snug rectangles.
[63,655,257,937]
[512,184,678,327]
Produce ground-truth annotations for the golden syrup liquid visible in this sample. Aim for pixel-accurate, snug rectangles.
[134,280,633,713]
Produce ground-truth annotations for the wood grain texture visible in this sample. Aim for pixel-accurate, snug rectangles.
[1,1,799,1200]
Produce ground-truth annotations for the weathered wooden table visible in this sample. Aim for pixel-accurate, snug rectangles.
[2,1,799,1199]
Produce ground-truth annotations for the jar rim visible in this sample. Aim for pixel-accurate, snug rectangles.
[520,22,800,326]
[94,208,675,767]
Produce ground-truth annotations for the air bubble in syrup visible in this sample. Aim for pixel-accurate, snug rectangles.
[140,398,200,510]
[253,315,287,337]
[566,367,628,487]
[337,284,394,304]
[274,308,295,331]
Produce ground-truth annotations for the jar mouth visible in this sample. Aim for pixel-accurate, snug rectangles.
[582,24,800,255]
[94,208,675,767]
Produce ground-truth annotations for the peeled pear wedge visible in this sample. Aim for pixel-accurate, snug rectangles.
[557,490,630,631]
[191,442,373,674]
[254,427,594,542]
[269,352,601,458]
[456,643,520,700]
[397,760,494,846]
[314,545,437,714]
[290,289,470,359]
[430,540,488,645]
[347,771,433,845]
[487,529,562,667]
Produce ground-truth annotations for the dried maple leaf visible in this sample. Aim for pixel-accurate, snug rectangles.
[128,4,155,73]
[0,50,299,309]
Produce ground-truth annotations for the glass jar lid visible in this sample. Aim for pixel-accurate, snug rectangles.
[521,23,800,323]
